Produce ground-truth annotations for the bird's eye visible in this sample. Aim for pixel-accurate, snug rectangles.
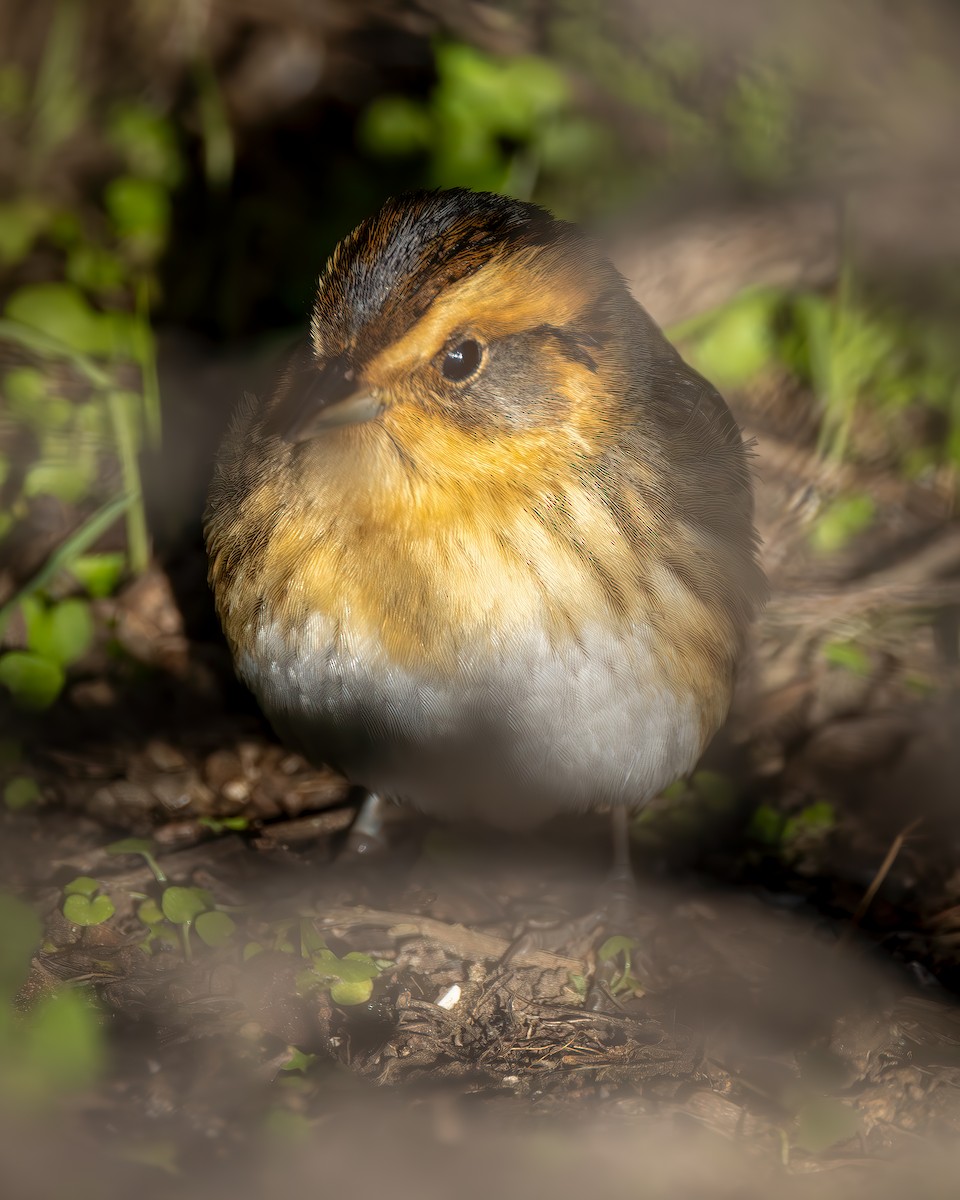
[441,339,484,382]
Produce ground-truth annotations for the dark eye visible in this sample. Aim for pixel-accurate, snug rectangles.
[441,339,484,382]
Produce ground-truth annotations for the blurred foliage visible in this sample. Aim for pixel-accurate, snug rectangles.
[357,34,806,212]
[0,0,182,712]
[747,800,838,863]
[360,40,608,203]
[0,892,105,1107]
[677,277,960,553]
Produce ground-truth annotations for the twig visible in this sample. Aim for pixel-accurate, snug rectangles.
[845,818,923,937]
[315,904,584,974]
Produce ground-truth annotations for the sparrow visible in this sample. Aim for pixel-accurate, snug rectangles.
[205,188,764,841]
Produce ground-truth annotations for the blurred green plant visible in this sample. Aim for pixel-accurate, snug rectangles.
[0,3,186,712]
[747,799,837,860]
[0,891,105,1107]
[244,918,383,1006]
[0,494,132,709]
[675,271,960,555]
[62,875,116,927]
[360,40,612,205]
[596,934,644,998]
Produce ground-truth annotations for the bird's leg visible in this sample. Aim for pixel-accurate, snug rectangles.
[503,807,642,1008]
[583,806,638,1011]
[341,789,387,856]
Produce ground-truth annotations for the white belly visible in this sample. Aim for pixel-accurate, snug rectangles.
[241,615,704,828]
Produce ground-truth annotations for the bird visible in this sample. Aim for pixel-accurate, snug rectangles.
[205,188,764,855]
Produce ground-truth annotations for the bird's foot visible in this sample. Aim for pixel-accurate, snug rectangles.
[337,791,388,858]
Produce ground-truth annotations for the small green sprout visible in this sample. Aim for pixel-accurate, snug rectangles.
[134,897,178,954]
[568,972,588,999]
[62,877,115,926]
[747,800,836,857]
[295,933,381,1006]
[596,935,643,998]
[195,911,237,948]
[280,1048,316,1074]
[160,886,214,961]
[782,801,836,846]
[106,837,167,882]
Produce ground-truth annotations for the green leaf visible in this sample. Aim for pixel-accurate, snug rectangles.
[359,95,433,157]
[136,898,165,926]
[106,837,155,857]
[0,494,133,630]
[281,1048,316,1073]
[685,293,777,387]
[107,838,166,883]
[746,803,785,846]
[782,801,836,844]
[195,910,236,947]
[597,935,638,963]
[6,283,106,355]
[21,988,104,1091]
[0,199,50,265]
[105,176,170,259]
[329,977,375,1005]
[568,972,587,998]
[23,458,97,504]
[161,886,211,926]
[107,102,183,187]
[66,244,127,294]
[809,494,875,554]
[4,777,41,811]
[0,893,42,997]
[334,952,381,982]
[2,364,47,409]
[0,651,65,710]
[822,640,871,676]
[24,597,93,667]
[69,552,125,598]
[299,920,327,958]
[63,876,101,898]
[63,892,116,926]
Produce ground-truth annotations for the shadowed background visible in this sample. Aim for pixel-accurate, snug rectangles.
[2,1,960,1195]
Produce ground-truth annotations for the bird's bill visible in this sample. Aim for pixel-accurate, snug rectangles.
[264,352,384,442]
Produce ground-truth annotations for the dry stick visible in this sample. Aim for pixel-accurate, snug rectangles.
[315,905,584,974]
[842,818,923,944]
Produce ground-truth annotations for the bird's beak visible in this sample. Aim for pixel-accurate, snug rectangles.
[264,352,384,444]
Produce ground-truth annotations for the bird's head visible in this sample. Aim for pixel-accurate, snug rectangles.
[259,189,635,489]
